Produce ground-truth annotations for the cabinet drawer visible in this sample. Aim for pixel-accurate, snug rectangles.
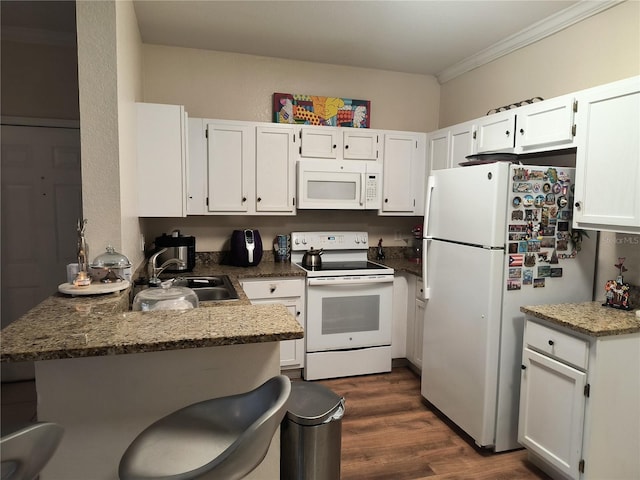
[240,278,304,300]
[524,320,589,370]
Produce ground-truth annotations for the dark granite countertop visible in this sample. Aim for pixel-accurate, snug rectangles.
[0,260,308,363]
[521,302,640,337]
[1,252,419,363]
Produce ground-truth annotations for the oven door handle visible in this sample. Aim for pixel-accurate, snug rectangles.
[308,276,394,286]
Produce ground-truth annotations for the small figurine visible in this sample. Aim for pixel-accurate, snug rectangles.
[74,218,91,287]
[603,257,631,310]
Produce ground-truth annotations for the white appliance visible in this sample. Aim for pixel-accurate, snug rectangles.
[291,231,394,380]
[296,160,381,209]
[420,162,596,452]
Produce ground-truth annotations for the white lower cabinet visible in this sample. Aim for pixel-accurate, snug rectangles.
[404,273,424,371]
[519,318,640,480]
[240,278,305,369]
[412,279,425,370]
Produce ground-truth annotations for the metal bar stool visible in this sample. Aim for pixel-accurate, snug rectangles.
[119,375,291,480]
[1,422,64,480]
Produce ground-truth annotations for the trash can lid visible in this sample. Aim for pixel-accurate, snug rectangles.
[286,382,345,426]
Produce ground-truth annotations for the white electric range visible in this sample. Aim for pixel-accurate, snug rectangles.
[291,231,394,380]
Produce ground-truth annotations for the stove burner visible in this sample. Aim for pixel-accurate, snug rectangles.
[297,261,389,272]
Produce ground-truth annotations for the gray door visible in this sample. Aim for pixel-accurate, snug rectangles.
[1,122,82,379]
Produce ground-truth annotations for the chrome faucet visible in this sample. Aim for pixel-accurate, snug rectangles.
[148,248,186,287]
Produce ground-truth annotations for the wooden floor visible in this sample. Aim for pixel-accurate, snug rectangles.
[316,367,551,480]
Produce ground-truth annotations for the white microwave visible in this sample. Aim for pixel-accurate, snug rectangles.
[297,160,381,210]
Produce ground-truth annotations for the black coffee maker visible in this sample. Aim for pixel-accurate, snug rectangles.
[230,229,263,267]
[154,230,196,272]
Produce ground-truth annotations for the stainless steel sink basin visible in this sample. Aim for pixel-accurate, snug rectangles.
[173,275,239,302]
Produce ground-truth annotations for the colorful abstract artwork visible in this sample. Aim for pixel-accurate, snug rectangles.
[273,93,370,128]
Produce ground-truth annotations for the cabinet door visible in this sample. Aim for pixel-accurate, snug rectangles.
[573,77,640,233]
[428,128,449,171]
[343,130,380,160]
[516,97,576,152]
[413,298,425,370]
[186,117,206,215]
[476,112,516,153]
[241,278,305,369]
[137,103,187,217]
[299,126,339,158]
[255,125,296,213]
[519,348,586,480]
[251,297,304,368]
[382,133,419,213]
[449,121,476,168]
[207,122,254,213]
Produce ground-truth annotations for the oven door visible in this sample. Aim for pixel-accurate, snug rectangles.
[305,275,393,352]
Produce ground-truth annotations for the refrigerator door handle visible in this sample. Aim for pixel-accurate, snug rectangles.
[421,238,430,299]
[421,176,436,300]
[423,175,436,236]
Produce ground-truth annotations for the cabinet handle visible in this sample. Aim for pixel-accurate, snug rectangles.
[242,197,247,203]
[345,145,349,149]
[519,128,524,135]
[521,365,527,370]
[257,197,262,202]
[296,311,301,316]
[574,201,582,210]
[384,198,389,203]
[269,286,276,293]
[548,340,554,346]
[332,144,337,149]
[505,130,510,137]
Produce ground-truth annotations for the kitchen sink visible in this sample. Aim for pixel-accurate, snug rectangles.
[173,275,239,302]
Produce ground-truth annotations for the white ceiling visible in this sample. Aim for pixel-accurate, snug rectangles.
[131,0,616,82]
[0,1,619,83]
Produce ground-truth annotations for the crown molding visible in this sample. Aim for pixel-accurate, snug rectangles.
[1,26,76,47]
[436,0,624,84]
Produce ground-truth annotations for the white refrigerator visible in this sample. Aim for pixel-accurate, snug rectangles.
[420,162,596,452]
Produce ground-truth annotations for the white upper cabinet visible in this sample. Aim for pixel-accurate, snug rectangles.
[427,128,449,171]
[299,125,381,161]
[449,121,476,167]
[342,129,380,160]
[206,121,255,213]
[299,126,340,158]
[186,117,207,215]
[573,76,640,233]
[381,132,426,215]
[136,103,187,217]
[428,121,476,171]
[472,97,576,155]
[255,124,297,214]
[475,111,516,153]
[515,96,576,152]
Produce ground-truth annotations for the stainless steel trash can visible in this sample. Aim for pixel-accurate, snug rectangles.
[281,382,345,480]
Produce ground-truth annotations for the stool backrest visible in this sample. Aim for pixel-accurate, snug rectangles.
[1,422,64,480]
